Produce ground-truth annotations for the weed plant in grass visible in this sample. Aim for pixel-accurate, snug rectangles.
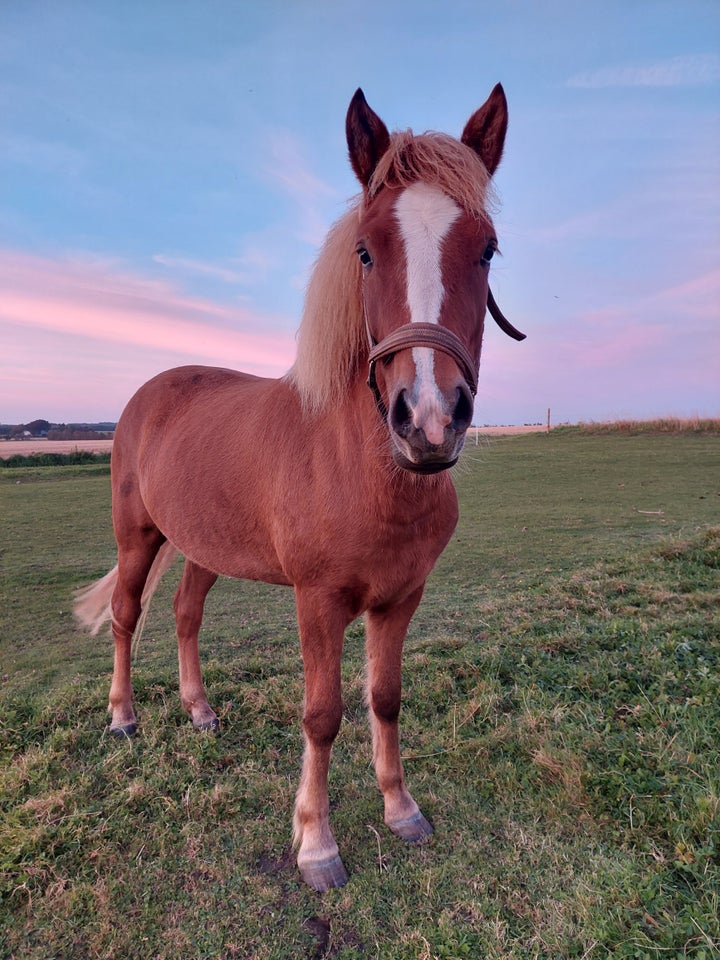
[1,432,719,958]
[570,417,720,436]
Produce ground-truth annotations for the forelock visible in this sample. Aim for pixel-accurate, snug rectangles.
[367,130,496,220]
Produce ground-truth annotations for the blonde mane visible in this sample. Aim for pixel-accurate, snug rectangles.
[285,130,494,412]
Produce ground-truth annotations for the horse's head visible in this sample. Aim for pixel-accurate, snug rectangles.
[346,85,523,474]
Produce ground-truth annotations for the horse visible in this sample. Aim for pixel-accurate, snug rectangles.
[74,83,525,892]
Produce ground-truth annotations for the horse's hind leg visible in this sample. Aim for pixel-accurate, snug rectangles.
[109,529,166,735]
[174,560,219,730]
[365,586,433,842]
[293,587,350,891]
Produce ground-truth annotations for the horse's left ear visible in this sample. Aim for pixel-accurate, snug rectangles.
[346,88,391,188]
[461,83,508,176]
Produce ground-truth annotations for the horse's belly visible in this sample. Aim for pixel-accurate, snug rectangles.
[141,468,291,585]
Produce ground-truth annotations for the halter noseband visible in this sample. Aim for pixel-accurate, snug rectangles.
[367,323,477,422]
[366,288,526,420]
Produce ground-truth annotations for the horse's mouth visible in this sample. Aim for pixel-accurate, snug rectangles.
[390,428,465,474]
[392,450,459,474]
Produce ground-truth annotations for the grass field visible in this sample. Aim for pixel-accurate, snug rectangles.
[1,430,719,959]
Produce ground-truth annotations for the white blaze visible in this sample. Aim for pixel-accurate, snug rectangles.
[395,182,461,325]
[394,183,461,442]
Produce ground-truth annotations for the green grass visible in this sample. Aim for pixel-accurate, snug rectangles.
[0,451,112,469]
[1,432,719,958]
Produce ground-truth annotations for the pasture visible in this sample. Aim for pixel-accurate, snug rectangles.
[1,429,718,958]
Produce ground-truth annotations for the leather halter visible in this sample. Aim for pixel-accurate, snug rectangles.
[367,322,477,421]
[366,288,526,420]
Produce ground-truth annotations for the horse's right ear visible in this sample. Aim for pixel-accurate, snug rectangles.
[346,88,391,188]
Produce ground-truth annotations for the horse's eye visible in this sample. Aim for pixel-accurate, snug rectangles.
[357,246,373,268]
[481,242,497,265]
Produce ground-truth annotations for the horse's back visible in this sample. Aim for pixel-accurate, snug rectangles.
[117,365,261,433]
[114,365,270,464]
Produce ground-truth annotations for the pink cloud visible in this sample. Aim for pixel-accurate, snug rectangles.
[0,248,295,364]
[652,269,720,321]
[476,266,720,423]
[0,249,297,421]
[152,253,254,285]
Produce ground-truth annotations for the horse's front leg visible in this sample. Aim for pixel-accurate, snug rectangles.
[365,585,433,842]
[174,560,219,730]
[293,587,350,891]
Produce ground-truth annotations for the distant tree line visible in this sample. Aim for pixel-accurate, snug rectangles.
[0,419,116,440]
[46,427,114,441]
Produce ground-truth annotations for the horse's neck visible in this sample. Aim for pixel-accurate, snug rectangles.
[328,377,389,458]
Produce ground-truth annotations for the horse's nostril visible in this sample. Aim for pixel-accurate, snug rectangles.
[452,385,474,431]
[390,389,412,437]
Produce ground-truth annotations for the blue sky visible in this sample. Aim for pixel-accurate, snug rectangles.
[1,0,718,424]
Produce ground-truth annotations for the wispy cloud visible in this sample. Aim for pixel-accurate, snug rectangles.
[1,132,86,176]
[266,130,341,247]
[152,133,343,304]
[153,245,282,292]
[568,53,720,89]
[152,253,252,285]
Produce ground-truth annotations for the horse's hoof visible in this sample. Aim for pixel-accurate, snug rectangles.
[388,811,433,844]
[109,722,137,738]
[194,717,220,734]
[299,854,349,892]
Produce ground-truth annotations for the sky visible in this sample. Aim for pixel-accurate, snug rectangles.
[1,0,718,426]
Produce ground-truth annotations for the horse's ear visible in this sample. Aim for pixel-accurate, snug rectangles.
[461,83,508,176]
[346,88,391,188]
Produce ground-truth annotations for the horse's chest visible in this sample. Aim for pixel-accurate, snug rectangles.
[285,491,458,604]
[374,504,455,573]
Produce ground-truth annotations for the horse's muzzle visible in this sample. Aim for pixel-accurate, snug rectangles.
[366,321,477,473]
[388,381,473,473]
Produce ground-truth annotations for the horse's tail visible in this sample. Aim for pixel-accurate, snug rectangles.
[74,542,179,638]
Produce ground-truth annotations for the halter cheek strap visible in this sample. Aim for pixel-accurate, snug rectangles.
[487,288,526,342]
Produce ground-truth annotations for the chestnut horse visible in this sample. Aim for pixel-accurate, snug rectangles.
[75,84,524,891]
